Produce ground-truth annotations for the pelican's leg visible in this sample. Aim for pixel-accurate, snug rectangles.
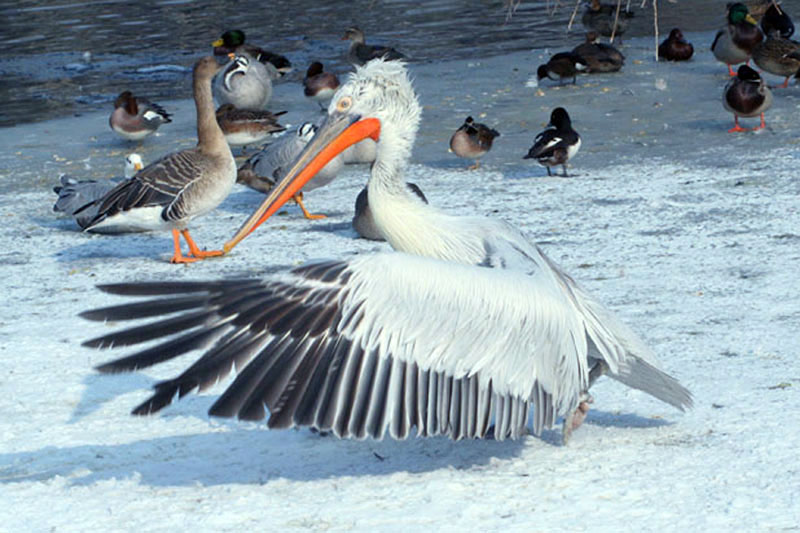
[562,393,593,444]
[293,192,327,220]
[727,64,736,77]
[562,360,607,444]
[169,229,201,264]
[181,229,223,258]
[728,115,748,133]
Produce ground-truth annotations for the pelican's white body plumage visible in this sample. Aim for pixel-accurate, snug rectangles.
[86,60,691,442]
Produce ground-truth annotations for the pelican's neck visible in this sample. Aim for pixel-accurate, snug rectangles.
[367,144,486,265]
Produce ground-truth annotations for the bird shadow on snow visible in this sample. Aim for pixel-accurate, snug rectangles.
[3,376,671,488]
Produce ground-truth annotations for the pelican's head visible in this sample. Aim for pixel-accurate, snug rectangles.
[224,59,421,252]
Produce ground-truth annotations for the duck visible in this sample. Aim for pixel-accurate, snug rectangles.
[342,27,406,66]
[537,52,587,85]
[236,122,344,219]
[658,28,695,61]
[85,56,237,263]
[53,154,144,231]
[353,182,427,241]
[524,107,582,177]
[213,54,274,111]
[215,104,286,147]
[712,3,764,76]
[760,2,794,38]
[571,31,625,72]
[582,0,635,41]
[303,62,340,107]
[212,30,291,75]
[751,30,800,87]
[723,64,772,132]
[109,91,171,141]
[449,116,500,170]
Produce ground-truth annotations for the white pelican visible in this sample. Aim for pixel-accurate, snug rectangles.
[85,60,691,443]
[85,56,236,263]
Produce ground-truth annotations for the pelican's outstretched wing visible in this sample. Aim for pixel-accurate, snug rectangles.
[83,252,691,440]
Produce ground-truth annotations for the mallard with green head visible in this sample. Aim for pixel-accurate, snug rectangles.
[712,3,764,76]
[723,64,772,132]
[212,30,291,75]
[752,30,800,88]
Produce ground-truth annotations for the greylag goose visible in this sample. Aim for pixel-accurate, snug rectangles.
[84,56,236,263]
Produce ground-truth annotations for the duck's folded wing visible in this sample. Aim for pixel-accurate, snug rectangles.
[82,252,620,440]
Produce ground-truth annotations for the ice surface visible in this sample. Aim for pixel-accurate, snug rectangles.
[1,32,799,531]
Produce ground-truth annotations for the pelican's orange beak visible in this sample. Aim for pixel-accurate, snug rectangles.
[223,115,380,253]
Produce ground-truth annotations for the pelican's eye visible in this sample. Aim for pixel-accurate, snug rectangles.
[336,96,352,112]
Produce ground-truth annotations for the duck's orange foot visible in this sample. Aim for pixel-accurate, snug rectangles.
[727,125,749,133]
[727,65,737,77]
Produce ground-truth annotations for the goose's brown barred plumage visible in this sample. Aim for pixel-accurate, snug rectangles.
[86,56,236,262]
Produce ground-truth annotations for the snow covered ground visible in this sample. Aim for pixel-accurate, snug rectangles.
[1,32,799,531]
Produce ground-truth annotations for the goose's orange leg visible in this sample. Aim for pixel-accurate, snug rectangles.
[293,192,326,220]
[182,229,223,258]
[169,229,201,264]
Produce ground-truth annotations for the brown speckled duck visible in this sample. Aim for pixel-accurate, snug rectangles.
[343,27,406,66]
[109,91,171,141]
[215,104,286,147]
[712,3,764,76]
[723,64,772,132]
[658,28,694,61]
[582,0,634,41]
[571,32,625,72]
[751,30,800,88]
[87,57,237,263]
[449,116,500,170]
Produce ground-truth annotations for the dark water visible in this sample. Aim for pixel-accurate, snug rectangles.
[0,0,790,127]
